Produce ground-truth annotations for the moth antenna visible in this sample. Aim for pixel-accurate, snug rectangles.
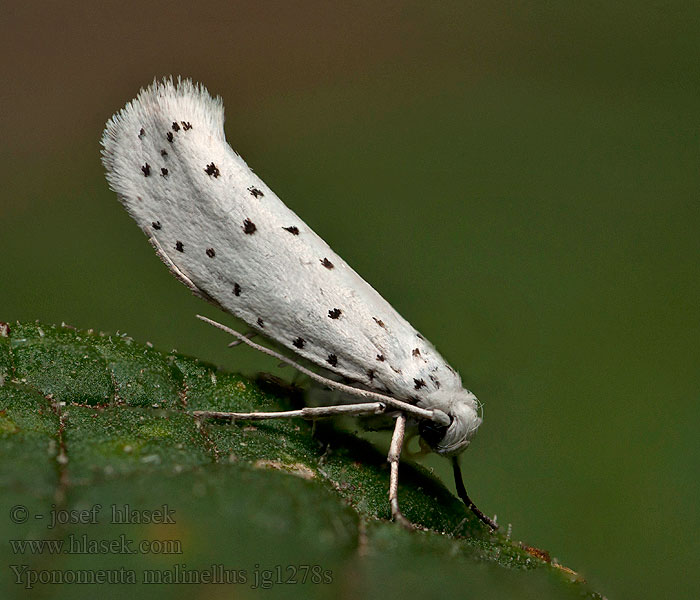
[227,331,257,347]
[196,314,450,425]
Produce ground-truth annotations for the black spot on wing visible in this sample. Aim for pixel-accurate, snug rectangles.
[412,348,421,357]
[373,317,385,328]
[257,318,264,328]
[152,221,162,230]
[161,168,168,177]
[429,375,441,389]
[293,337,305,349]
[160,149,168,157]
[204,163,220,178]
[320,258,334,269]
[206,248,215,258]
[376,354,385,362]
[181,121,192,130]
[171,121,180,132]
[175,241,184,252]
[243,219,256,234]
[166,132,174,143]
[414,378,426,390]
[248,186,264,198]
[138,128,145,139]
[141,163,151,177]
[328,308,342,319]
[283,226,299,235]
[327,354,338,367]
[233,283,241,296]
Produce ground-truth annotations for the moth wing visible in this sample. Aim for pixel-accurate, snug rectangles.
[101,78,463,401]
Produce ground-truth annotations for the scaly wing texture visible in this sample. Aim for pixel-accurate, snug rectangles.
[101,77,463,403]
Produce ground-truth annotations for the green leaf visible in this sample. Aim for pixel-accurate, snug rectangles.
[0,321,603,598]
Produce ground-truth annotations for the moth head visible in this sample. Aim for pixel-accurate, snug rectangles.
[418,389,482,456]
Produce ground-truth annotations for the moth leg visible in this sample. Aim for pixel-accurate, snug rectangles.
[388,413,413,529]
[193,402,386,421]
[452,456,499,530]
[197,315,448,425]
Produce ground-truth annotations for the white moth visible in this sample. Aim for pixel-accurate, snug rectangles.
[101,77,495,529]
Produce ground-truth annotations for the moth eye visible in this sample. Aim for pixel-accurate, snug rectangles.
[418,416,453,450]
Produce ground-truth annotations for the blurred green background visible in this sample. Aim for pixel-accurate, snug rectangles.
[1,2,698,598]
